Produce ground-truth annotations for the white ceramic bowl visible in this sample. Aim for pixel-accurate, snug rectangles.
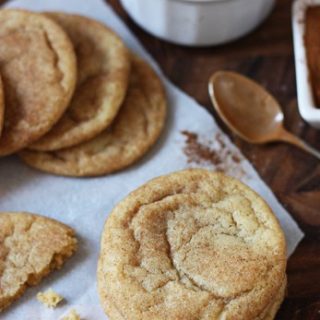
[120,0,275,46]
[292,0,320,129]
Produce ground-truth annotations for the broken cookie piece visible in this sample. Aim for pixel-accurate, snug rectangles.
[37,288,63,308]
[0,212,77,312]
[62,309,81,320]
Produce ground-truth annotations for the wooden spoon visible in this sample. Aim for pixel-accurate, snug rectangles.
[208,71,320,160]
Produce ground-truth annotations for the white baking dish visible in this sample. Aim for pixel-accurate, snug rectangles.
[292,0,320,128]
[119,0,275,46]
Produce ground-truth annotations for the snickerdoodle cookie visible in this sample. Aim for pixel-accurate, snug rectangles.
[97,169,287,320]
[0,9,77,156]
[0,212,77,312]
[19,55,166,177]
[260,278,286,320]
[30,13,130,151]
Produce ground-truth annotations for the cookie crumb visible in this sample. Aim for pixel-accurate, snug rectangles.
[62,309,81,320]
[37,288,63,308]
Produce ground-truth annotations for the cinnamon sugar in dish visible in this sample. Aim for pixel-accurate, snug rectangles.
[305,6,320,107]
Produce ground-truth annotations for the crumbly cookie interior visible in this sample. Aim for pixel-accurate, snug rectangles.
[0,213,77,311]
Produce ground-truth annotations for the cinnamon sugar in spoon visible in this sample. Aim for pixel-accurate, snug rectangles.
[208,71,320,160]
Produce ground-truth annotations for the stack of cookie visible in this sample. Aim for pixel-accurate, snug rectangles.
[98,169,287,320]
[0,10,167,177]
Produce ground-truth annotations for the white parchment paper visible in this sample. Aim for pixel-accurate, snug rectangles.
[0,0,303,318]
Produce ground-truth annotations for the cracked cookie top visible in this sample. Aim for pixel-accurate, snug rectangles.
[98,169,287,320]
[19,55,167,177]
[30,13,130,151]
[0,212,77,312]
[0,9,77,156]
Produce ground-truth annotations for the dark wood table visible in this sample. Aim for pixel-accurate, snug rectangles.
[108,0,320,319]
[1,0,319,318]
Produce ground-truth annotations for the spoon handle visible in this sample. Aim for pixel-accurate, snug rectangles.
[280,130,320,160]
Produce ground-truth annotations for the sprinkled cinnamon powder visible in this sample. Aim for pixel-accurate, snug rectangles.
[181,130,243,176]
[181,131,223,166]
[215,132,226,149]
[231,154,241,164]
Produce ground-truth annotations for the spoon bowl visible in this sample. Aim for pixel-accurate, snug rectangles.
[208,71,320,160]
